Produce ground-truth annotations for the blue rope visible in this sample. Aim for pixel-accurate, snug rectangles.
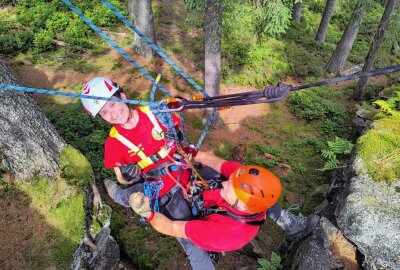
[150,74,162,103]
[150,102,180,144]
[0,84,150,106]
[143,181,164,213]
[196,109,218,150]
[61,0,172,98]
[100,0,208,97]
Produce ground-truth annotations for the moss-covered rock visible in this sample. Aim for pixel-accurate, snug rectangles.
[60,145,94,187]
[15,177,86,269]
[357,116,400,182]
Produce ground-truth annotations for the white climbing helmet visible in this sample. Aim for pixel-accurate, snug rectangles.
[81,77,120,117]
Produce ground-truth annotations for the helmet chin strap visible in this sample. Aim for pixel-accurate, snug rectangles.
[231,199,239,210]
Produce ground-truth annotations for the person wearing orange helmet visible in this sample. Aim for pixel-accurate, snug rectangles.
[130,151,319,252]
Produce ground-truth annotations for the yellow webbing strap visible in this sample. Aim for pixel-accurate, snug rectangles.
[109,126,151,169]
[139,106,164,136]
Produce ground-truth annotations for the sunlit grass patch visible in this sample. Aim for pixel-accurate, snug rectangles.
[358,116,400,182]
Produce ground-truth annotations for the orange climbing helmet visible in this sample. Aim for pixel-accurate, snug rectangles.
[232,166,282,213]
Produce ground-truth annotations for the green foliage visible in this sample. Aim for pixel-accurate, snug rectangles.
[44,103,114,181]
[64,18,92,50]
[321,137,353,170]
[85,0,126,27]
[214,140,235,159]
[374,91,400,117]
[288,86,350,136]
[357,116,400,182]
[257,252,282,270]
[253,0,292,38]
[245,142,281,168]
[0,29,33,54]
[45,11,70,34]
[60,145,94,187]
[4,0,128,55]
[33,29,54,53]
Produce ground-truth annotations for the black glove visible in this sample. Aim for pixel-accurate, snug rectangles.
[119,163,141,184]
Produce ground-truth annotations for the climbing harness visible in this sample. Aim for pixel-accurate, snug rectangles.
[143,180,164,213]
[108,106,171,170]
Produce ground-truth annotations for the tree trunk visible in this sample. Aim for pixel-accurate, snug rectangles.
[292,2,302,22]
[353,0,398,100]
[315,0,337,43]
[203,0,222,125]
[128,0,156,57]
[0,58,66,179]
[326,0,371,73]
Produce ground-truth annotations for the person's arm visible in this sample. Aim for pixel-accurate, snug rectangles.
[194,151,226,174]
[129,192,188,238]
[113,167,131,185]
[149,212,188,239]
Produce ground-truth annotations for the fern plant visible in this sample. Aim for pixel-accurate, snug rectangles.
[374,91,400,116]
[257,252,282,270]
[321,137,353,170]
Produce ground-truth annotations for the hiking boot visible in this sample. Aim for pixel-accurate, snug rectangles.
[277,205,320,242]
[103,179,118,199]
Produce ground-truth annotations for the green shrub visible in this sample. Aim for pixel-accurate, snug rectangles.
[64,18,92,49]
[16,2,56,30]
[33,29,54,53]
[85,0,126,27]
[0,30,33,54]
[46,11,70,34]
[288,86,350,135]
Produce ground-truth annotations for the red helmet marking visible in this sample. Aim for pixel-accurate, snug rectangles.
[83,84,90,94]
[104,80,113,92]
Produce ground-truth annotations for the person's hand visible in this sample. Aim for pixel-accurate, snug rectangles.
[129,192,152,218]
[119,163,141,184]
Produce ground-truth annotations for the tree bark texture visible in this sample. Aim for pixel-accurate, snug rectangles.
[353,0,398,100]
[0,58,66,179]
[326,1,371,73]
[292,2,302,22]
[315,0,337,43]
[204,0,222,125]
[128,0,157,57]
